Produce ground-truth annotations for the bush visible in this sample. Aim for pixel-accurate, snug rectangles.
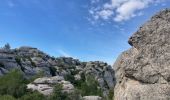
[49,67,56,76]
[64,74,76,85]
[15,56,22,66]
[15,56,25,71]
[108,89,114,100]
[50,84,82,100]
[0,95,16,100]
[19,91,45,100]
[67,89,82,100]
[65,73,103,97]
[49,84,68,100]
[0,70,28,98]
[80,76,102,96]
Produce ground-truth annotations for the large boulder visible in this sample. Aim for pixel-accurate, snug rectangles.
[114,9,170,100]
[27,76,74,95]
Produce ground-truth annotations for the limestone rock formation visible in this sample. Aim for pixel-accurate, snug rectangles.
[27,76,74,95]
[113,9,170,100]
[0,44,115,98]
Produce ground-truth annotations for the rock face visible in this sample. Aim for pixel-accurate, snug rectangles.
[114,9,170,100]
[27,76,74,95]
[0,45,115,98]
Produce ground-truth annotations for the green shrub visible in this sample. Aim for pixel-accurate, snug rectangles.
[67,89,82,100]
[64,74,76,85]
[15,56,22,66]
[80,76,102,96]
[0,70,28,98]
[108,89,114,100]
[15,56,26,72]
[50,84,82,100]
[0,95,16,100]
[37,54,43,58]
[65,73,102,97]
[49,84,69,100]
[19,91,45,100]
[70,70,79,75]
[49,67,56,76]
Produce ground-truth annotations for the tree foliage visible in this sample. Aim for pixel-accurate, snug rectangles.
[0,70,27,98]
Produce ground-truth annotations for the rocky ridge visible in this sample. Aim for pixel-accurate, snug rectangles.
[113,9,170,100]
[0,45,115,99]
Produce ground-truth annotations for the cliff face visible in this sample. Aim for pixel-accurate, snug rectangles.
[0,46,115,98]
[113,9,170,100]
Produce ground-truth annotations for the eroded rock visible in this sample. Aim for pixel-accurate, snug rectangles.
[27,76,74,95]
[114,9,170,100]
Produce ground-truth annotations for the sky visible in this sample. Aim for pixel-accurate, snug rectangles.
[0,0,169,65]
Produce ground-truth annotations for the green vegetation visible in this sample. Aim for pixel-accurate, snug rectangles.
[15,56,22,66]
[49,84,82,100]
[0,70,46,100]
[19,91,45,100]
[108,89,114,100]
[0,70,27,98]
[64,74,76,85]
[15,56,25,72]
[0,95,16,100]
[49,84,68,100]
[64,73,103,97]
[80,75,103,96]
[37,54,43,58]
[27,57,37,67]
[0,70,108,100]
[0,70,82,100]
[49,67,56,76]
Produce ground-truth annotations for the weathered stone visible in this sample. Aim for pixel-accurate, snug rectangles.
[0,44,115,97]
[114,9,170,100]
[83,96,102,100]
[27,76,74,95]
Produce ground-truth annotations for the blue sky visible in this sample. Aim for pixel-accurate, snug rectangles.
[0,0,169,64]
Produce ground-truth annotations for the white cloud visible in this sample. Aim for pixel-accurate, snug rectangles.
[114,0,147,22]
[89,0,164,22]
[97,9,114,20]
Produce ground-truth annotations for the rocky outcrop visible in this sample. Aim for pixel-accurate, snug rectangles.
[84,61,115,97]
[27,76,74,95]
[0,45,115,98]
[114,9,170,100]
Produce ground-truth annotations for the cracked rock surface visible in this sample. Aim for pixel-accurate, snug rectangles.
[113,9,170,100]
